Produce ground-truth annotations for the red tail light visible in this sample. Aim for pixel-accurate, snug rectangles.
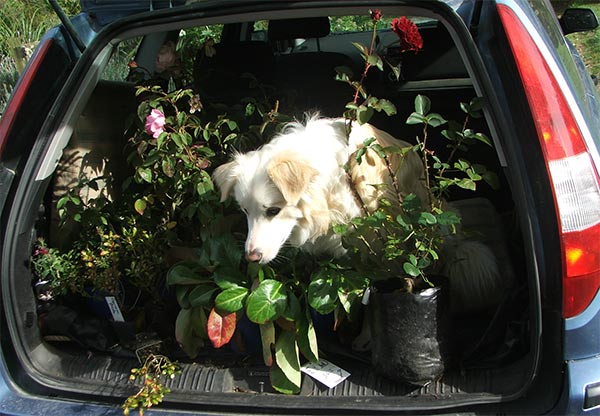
[498,4,600,318]
[0,39,53,156]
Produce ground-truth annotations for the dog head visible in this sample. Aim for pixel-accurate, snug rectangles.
[213,150,318,263]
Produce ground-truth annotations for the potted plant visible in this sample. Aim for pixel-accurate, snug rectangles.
[329,11,499,385]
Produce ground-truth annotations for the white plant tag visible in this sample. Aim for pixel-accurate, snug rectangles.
[105,296,124,322]
[301,359,350,388]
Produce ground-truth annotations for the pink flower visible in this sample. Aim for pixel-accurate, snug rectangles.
[145,109,166,139]
[391,17,423,52]
[34,247,49,256]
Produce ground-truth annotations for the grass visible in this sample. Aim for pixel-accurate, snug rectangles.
[569,1,600,84]
[0,0,80,112]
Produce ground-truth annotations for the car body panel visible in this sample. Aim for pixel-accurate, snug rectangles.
[0,0,599,414]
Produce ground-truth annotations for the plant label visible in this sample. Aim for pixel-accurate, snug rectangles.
[301,359,350,388]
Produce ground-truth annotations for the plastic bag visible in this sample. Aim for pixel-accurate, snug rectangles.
[370,286,449,386]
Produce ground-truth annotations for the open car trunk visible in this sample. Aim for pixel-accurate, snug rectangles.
[2,1,556,414]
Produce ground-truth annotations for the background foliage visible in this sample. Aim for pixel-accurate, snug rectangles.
[0,0,598,112]
[0,0,80,112]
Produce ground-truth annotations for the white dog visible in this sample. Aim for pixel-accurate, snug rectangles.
[213,115,503,314]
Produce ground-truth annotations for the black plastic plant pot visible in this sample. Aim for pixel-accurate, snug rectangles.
[370,284,450,386]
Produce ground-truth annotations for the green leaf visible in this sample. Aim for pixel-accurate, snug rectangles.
[171,132,184,148]
[246,279,287,324]
[482,170,501,190]
[196,178,214,196]
[356,105,374,125]
[335,65,354,80]
[366,53,383,71]
[188,284,218,307]
[270,360,301,395]
[137,167,153,183]
[415,95,431,116]
[332,223,348,235]
[352,42,370,59]
[213,267,247,290]
[403,262,421,277]
[308,271,339,314]
[167,263,210,285]
[427,113,447,128]
[134,199,147,215]
[175,308,204,358]
[406,112,427,125]
[456,178,477,191]
[259,321,275,366]
[215,286,248,312]
[418,212,437,225]
[282,290,302,321]
[376,98,397,116]
[273,330,301,393]
[472,132,492,147]
[175,285,191,308]
[296,310,319,363]
[162,158,175,177]
[437,210,461,226]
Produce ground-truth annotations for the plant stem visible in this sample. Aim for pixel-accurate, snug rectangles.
[352,19,378,106]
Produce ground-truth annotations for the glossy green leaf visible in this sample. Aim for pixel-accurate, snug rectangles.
[246,279,287,324]
[415,94,431,115]
[134,198,146,215]
[308,272,339,314]
[260,321,275,366]
[403,262,421,277]
[296,310,319,363]
[175,308,204,358]
[167,263,209,285]
[188,284,218,307]
[273,330,301,393]
[214,286,248,312]
[270,360,301,395]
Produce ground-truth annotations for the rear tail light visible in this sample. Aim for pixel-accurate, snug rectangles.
[0,39,53,156]
[498,4,600,318]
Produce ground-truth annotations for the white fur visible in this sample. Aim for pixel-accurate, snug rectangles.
[213,116,503,314]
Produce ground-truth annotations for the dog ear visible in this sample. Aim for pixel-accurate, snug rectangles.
[267,152,319,205]
[212,160,238,202]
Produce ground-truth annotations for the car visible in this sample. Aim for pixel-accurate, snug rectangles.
[0,0,599,414]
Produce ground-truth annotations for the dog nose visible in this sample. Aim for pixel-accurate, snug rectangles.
[246,249,263,262]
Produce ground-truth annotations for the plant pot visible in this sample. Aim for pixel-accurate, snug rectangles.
[370,284,450,386]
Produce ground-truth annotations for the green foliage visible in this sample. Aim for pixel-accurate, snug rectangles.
[569,1,600,90]
[335,94,497,286]
[122,354,180,416]
[331,13,498,291]
[30,8,503,399]
[0,0,80,110]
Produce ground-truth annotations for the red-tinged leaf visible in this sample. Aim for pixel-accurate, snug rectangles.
[207,308,236,348]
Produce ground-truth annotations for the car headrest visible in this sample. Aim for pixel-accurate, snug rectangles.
[268,17,330,40]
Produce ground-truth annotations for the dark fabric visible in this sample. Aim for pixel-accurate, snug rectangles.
[268,17,330,41]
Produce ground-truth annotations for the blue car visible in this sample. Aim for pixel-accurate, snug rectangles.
[0,0,599,414]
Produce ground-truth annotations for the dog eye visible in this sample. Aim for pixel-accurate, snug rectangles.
[265,207,281,217]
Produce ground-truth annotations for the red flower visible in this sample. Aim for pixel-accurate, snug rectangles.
[127,60,138,69]
[391,17,423,52]
[370,9,382,22]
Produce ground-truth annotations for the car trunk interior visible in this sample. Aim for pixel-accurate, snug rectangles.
[4,4,541,413]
